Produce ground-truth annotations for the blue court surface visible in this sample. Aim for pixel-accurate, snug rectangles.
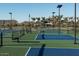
[37,34,78,40]
[27,48,79,56]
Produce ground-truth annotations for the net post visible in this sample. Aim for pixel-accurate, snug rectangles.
[0,32,3,47]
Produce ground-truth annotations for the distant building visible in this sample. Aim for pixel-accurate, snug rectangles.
[0,20,18,26]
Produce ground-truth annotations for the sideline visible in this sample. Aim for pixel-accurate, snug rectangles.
[25,30,40,56]
[25,46,31,56]
[34,30,40,40]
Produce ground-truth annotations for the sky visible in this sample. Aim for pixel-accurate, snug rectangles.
[0,3,78,22]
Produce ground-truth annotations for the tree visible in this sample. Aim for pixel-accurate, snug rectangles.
[31,17,36,22]
[63,17,69,33]
[31,17,36,28]
[41,17,46,27]
[36,17,40,22]
[36,17,41,28]
[60,15,63,19]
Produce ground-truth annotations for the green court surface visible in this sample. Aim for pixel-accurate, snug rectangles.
[0,29,79,56]
[0,46,28,56]
[0,31,39,56]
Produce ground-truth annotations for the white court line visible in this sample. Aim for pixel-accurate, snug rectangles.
[34,31,40,40]
[25,31,40,56]
[25,46,31,56]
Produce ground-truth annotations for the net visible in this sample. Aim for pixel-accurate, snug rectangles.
[37,27,79,40]
[0,29,25,46]
[40,27,73,35]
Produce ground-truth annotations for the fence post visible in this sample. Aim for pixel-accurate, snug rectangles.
[0,32,3,46]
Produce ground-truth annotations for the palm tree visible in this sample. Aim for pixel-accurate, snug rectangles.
[54,15,60,28]
[36,17,40,22]
[41,17,45,21]
[31,17,36,28]
[63,17,69,33]
[77,18,79,27]
[41,17,46,27]
[60,15,63,19]
[69,17,73,21]
[31,17,36,22]
[36,17,41,28]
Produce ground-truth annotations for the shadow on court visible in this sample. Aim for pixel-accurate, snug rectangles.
[38,44,46,56]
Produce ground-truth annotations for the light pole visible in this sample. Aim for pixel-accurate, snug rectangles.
[9,12,12,29]
[52,12,55,30]
[57,5,62,35]
[29,14,31,32]
[74,3,77,44]
[9,12,13,40]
